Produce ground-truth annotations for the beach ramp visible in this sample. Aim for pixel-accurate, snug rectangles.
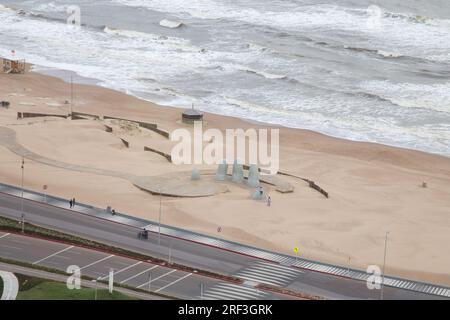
[0,271,19,300]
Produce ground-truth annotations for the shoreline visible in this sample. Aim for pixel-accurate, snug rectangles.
[30,64,450,160]
[1,64,449,286]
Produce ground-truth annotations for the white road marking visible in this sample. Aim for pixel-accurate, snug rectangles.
[154,273,192,293]
[214,283,265,298]
[0,233,10,239]
[137,269,177,289]
[236,271,285,286]
[256,261,301,275]
[235,261,302,287]
[120,265,159,284]
[9,238,33,245]
[202,283,269,300]
[98,261,143,280]
[248,266,297,280]
[0,244,22,250]
[32,245,74,265]
[80,254,115,270]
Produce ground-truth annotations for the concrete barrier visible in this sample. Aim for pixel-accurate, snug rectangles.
[120,138,130,148]
[149,126,170,139]
[71,114,89,120]
[104,125,113,133]
[103,115,169,138]
[279,171,329,198]
[71,111,100,120]
[144,146,172,162]
[18,112,69,119]
[68,112,169,139]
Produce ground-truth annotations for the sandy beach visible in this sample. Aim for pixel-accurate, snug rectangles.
[0,67,449,286]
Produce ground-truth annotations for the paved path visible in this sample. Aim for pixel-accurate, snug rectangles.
[0,126,231,197]
[0,126,132,180]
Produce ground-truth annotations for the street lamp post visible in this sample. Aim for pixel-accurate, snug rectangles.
[148,272,152,292]
[200,283,204,300]
[380,231,389,300]
[92,279,98,300]
[70,75,74,117]
[158,188,162,245]
[21,157,24,211]
[347,256,351,276]
[21,214,25,233]
[20,157,25,232]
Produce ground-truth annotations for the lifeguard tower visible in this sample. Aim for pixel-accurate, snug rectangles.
[1,53,26,74]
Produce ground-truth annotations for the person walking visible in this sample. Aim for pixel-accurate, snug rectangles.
[72,198,76,208]
[69,199,73,208]
[267,195,271,207]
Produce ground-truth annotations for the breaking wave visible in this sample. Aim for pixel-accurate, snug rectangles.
[159,19,184,29]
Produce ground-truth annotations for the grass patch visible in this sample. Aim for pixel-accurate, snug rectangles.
[0,256,176,299]
[14,274,135,300]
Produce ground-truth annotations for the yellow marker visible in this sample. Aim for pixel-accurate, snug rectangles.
[293,247,299,254]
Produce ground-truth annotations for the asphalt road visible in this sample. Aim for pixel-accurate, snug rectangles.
[0,261,169,300]
[0,192,445,300]
[0,231,290,300]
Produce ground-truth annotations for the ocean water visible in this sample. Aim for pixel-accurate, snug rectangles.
[0,0,450,155]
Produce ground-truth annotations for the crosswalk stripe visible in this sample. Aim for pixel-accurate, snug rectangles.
[204,282,269,301]
[255,262,301,275]
[207,288,255,300]
[202,294,220,300]
[236,273,283,286]
[202,292,232,300]
[244,264,297,277]
[214,284,266,298]
[238,267,294,282]
[301,262,315,269]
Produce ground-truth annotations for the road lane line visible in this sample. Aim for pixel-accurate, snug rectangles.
[137,270,177,289]
[32,245,74,265]
[154,273,192,293]
[0,244,22,250]
[120,265,159,284]
[98,261,143,280]
[80,254,115,270]
[0,233,10,240]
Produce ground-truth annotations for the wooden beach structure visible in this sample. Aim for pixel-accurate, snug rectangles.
[1,57,26,74]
